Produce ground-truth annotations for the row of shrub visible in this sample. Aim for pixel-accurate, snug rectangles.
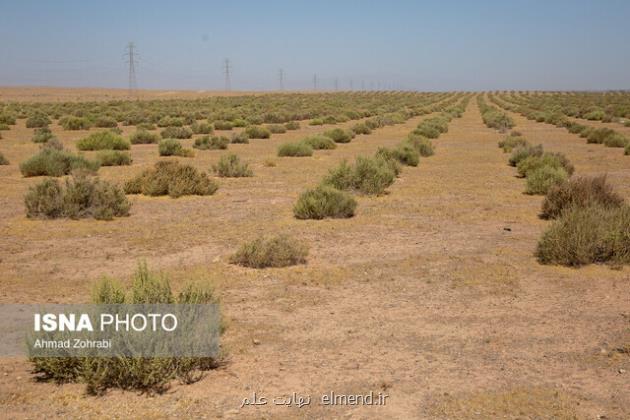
[478,96,515,131]
[490,93,629,155]
[291,99,470,220]
[502,133,574,195]
[496,117,628,267]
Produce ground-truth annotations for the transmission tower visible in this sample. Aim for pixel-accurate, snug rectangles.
[278,68,284,90]
[313,74,318,90]
[124,42,138,97]
[223,58,232,91]
[349,78,353,91]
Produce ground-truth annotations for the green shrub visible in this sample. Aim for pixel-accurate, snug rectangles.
[406,135,434,156]
[213,153,253,177]
[323,128,354,143]
[541,175,624,219]
[30,263,220,394]
[244,125,271,139]
[32,127,55,143]
[125,161,217,198]
[0,152,9,165]
[603,133,629,148]
[77,131,130,151]
[230,132,249,144]
[26,113,51,128]
[376,144,419,167]
[351,122,371,135]
[191,121,214,134]
[482,110,515,131]
[93,116,118,128]
[516,152,574,178]
[266,124,287,134]
[323,156,396,195]
[232,118,247,127]
[309,118,324,126]
[293,186,356,219]
[525,166,569,195]
[284,121,300,130]
[230,234,308,268]
[498,135,528,152]
[96,150,132,166]
[586,128,615,144]
[536,205,630,266]
[25,174,130,220]
[159,139,194,157]
[508,144,543,167]
[160,126,193,139]
[626,143,630,155]
[20,149,99,177]
[302,135,337,150]
[130,129,159,144]
[60,116,91,130]
[194,135,229,150]
[137,122,156,131]
[565,122,587,134]
[0,113,16,125]
[213,120,233,130]
[157,116,184,127]
[277,142,313,157]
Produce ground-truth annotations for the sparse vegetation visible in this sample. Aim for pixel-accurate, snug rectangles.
[0,152,9,165]
[525,166,569,195]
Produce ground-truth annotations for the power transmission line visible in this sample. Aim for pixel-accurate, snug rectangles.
[124,42,138,97]
[223,58,231,91]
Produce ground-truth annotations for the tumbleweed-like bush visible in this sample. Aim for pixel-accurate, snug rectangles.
[124,161,217,198]
[230,234,308,268]
[293,185,356,219]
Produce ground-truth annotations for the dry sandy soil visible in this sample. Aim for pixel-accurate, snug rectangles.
[0,90,628,419]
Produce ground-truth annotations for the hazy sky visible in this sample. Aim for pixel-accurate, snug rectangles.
[1,0,629,91]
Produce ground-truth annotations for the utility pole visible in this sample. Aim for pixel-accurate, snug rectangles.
[334,77,338,91]
[278,68,284,91]
[223,58,232,91]
[124,42,138,97]
[313,74,317,90]
[349,78,353,91]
